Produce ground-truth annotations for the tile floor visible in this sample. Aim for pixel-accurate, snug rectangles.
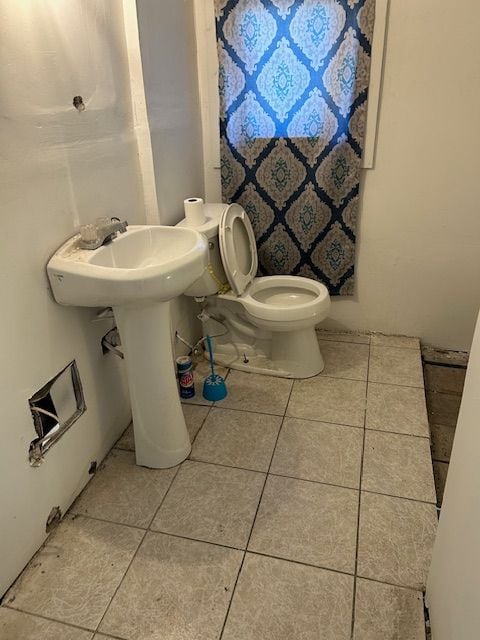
[1,332,437,640]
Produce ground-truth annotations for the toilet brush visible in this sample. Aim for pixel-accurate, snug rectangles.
[203,335,227,401]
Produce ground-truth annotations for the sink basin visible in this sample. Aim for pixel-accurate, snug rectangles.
[47,225,209,469]
[47,225,208,307]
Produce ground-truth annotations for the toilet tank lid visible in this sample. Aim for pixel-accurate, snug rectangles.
[176,203,227,239]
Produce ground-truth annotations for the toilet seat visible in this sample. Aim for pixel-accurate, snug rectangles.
[219,203,257,296]
[241,276,329,323]
[220,275,329,327]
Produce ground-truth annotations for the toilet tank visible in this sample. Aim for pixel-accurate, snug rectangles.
[177,203,229,297]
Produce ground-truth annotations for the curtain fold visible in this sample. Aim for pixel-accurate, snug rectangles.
[215,0,375,295]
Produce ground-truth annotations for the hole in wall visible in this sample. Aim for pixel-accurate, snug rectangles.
[72,95,85,112]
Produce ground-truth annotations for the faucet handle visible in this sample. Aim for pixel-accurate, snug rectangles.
[80,224,99,245]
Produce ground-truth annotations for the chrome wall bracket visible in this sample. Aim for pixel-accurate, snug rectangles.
[28,361,86,466]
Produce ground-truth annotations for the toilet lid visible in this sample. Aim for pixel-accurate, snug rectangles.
[219,204,258,296]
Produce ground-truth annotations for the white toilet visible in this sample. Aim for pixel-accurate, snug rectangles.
[178,203,331,378]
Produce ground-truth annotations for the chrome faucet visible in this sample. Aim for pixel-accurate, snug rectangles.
[79,216,129,250]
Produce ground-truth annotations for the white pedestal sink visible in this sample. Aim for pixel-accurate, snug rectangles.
[47,225,208,468]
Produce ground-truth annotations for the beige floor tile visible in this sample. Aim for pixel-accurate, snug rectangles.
[430,423,456,462]
[366,383,429,437]
[318,340,370,380]
[287,376,366,427]
[357,492,437,589]
[115,423,135,451]
[72,450,177,528]
[271,417,363,488]
[424,363,466,395]
[369,346,424,388]
[0,608,93,640]
[249,475,358,573]
[370,334,420,350]
[433,461,449,506]
[99,532,242,640]
[353,578,425,640]
[316,329,370,344]
[116,404,210,451]
[151,461,264,548]
[222,554,353,640]
[362,431,436,503]
[426,391,461,427]
[4,515,143,630]
[214,370,293,415]
[181,358,229,406]
[183,403,211,441]
[191,407,282,471]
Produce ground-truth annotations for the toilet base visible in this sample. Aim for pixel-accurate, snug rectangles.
[206,326,325,379]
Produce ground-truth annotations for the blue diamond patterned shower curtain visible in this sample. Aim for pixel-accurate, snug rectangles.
[215,0,375,294]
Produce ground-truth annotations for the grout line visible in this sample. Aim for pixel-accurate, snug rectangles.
[69,512,147,532]
[259,471,359,492]
[189,456,271,474]
[246,550,355,578]
[367,379,425,390]
[93,531,149,635]
[146,528,246,552]
[181,457,267,477]
[352,573,427,593]
[218,380,294,640]
[365,426,430,440]
[208,403,287,418]
[1,605,100,635]
[208,401,364,429]
[359,489,437,507]
[146,464,184,530]
[366,379,425,390]
[350,340,370,639]
[93,458,184,635]
[189,403,215,449]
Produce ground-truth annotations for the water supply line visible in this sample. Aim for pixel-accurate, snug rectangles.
[175,305,229,357]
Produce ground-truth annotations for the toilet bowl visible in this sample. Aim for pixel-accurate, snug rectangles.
[178,203,331,378]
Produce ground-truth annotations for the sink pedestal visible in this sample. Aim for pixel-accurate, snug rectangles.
[114,301,191,468]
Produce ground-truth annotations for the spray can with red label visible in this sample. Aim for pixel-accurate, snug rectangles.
[176,356,195,399]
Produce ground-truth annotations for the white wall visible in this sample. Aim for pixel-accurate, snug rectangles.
[426,310,480,637]
[136,0,205,348]
[0,1,145,596]
[196,0,480,351]
[136,0,204,226]
[326,0,480,351]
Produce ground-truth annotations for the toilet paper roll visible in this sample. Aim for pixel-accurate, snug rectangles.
[184,197,206,227]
